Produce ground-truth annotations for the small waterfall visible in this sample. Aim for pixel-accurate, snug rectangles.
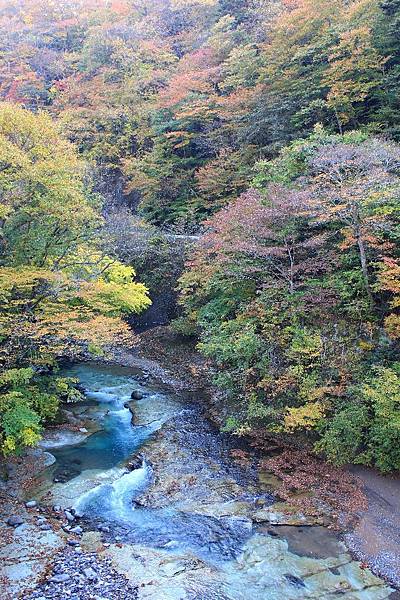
[74,461,151,520]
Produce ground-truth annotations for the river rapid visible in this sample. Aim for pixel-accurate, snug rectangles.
[30,362,394,599]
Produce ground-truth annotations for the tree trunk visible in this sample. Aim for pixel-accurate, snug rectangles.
[351,201,374,307]
[356,232,374,306]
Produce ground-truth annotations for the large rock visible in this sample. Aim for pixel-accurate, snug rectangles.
[6,515,24,527]
[39,429,89,449]
[105,543,217,600]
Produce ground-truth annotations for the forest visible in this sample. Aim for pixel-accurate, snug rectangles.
[0,0,399,473]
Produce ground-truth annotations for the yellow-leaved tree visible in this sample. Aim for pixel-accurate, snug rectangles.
[0,103,151,455]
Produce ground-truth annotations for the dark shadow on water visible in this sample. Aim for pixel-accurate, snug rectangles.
[259,524,343,559]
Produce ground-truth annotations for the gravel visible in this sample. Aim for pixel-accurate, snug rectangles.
[27,548,138,600]
[345,465,400,590]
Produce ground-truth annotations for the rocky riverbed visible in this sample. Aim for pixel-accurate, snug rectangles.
[27,548,138,600]
[0,357,398,599]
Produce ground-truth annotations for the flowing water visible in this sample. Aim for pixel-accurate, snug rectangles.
[35,362,394,599]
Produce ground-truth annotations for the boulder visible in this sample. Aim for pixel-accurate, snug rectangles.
[131,390,143,400]
[127,454,143,471]
[70,525,83,535]
[252,506,322,526]
[7,515,24,527]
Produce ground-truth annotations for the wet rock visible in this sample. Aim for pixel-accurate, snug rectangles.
[130,390,143,400]
[65,510,75,522]
[163,540,179,549]
[252,506,321,526]
[25,500,37,508]
[284,573,306,588]
[127,455,143,471]
[180,499,252,520]
[267,529,279,537]
[7,515,24,527]
[41,452,56,468]
[39,429,89,449]
[161,560,187,577]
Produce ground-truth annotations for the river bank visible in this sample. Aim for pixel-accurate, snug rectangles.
[133,326,400,592]
[0,334,399,599]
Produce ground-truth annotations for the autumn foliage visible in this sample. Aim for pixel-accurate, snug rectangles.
[0,103,150,455]
[0,0,399,471]
[177,130,400,472]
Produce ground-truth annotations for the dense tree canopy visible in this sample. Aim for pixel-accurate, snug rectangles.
[1,0,400,225]
[0,0,399,471]
[177,130,400,471]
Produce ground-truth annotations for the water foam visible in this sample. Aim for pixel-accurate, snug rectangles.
[73,461,151,520]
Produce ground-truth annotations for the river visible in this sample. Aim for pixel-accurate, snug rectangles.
[31,361,394,599]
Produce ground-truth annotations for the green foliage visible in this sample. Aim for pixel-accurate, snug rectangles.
[360,365,400,472]
[0,368,85,455]
[1,398,42,455]
[178,132,400,472]
[315,405,369,466]
[317,366,400,472]
[0,103,100,267]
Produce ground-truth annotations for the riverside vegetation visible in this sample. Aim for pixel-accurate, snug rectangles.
[0,0,399,473]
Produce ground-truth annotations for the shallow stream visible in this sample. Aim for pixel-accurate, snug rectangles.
[34,362,394,599]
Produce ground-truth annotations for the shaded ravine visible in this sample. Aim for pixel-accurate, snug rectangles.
[31,362,394,599]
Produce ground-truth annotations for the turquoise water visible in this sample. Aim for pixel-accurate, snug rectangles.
[48,362,251,563]
[38,363,393,598]
[51,363,152,476]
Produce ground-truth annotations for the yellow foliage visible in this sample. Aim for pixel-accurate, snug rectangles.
[0,261,150,368]
[384,314,400,340]
[2,436,16,454]
[284,402,325,432]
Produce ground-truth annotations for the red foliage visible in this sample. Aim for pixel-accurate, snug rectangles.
[194,186,335,297]
[157,47,220,109]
